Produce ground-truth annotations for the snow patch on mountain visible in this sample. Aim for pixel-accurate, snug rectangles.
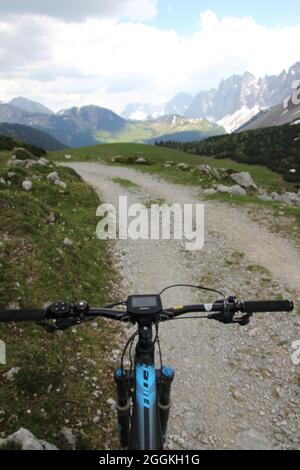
[218,105,261,133]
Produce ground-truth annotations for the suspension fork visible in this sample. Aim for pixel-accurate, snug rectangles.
[114,368,131,448]
[157,367,175,444]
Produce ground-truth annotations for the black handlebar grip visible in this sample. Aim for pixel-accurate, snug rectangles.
[0,310,46,322]
[242,300,294,313]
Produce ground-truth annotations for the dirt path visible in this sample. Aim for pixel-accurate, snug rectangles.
[65,162,300,450]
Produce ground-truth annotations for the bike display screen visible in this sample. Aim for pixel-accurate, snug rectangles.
[131,296,158,308]
[127,295,162,316]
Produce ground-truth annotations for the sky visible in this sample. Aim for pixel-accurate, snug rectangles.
[0,0,299,113]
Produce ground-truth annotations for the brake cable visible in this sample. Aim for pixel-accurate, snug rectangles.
[159,284,225,299]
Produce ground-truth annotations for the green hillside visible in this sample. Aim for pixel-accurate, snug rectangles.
[0,123,67,150]
[0,133,46,157]
[95,116,224,144]
[0,149,119,449]
[157,123,300,185]
[50,142,300,237]
[50,142,286,191]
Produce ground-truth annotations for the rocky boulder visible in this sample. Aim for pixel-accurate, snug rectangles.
[112,155,152,165]
[230,185,247,196]
[3,367,20,382]
[47,172,67,190]
[22,180,33,192]
[230,172,256,189]
[197,164,221,180]
[217,185,247,196]
[280,192,299,205]
[177,163,192,171]
[258,192,273,202]
[203,188,217,196]
[0,428,58,451]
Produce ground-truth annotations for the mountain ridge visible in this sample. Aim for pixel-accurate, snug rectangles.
[9,97,54,116]
[0,101,224,147]
[123,61,300,132]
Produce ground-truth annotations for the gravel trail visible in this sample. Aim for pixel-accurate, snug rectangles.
[65,162,300,450]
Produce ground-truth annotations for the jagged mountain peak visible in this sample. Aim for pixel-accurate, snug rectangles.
[184,60,300,129]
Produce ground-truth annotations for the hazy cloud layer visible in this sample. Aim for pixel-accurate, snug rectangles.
[0,0,158,22]
[0,10,300,113]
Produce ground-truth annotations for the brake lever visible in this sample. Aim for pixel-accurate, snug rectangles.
[208,311,252,326]
[233,312,253,326]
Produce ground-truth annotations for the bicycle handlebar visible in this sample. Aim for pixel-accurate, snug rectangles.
[0,309,46,323]
[241,300,294,313]
[0,298,294,325]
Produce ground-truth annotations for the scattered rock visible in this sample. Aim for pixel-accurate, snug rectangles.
[47,172,60,183]
[230,172,256,188]
[280,192,299,205]
[216,185,246,196]
[0,177,6,185]
[63,238,74,247]
[177,163,191,171]
[230,185,247,196]
[7,172,16,179]
[22,180,33,191]
[25,159,40,168]
[136,157,147,164]
[64,154,72,160]
[7,301,20,310]
[111,155,124,163]
[235,429,273,450]
[210,166,222,180]
[47,212,56,224]
[197,164,213,175]
[39,439,58,451]
[0,428,58,451]
[38,157,49,166]
[3,367,20,382]
[271,192,281,202]
[217,185,232,194]
[203,188,217,196]
[197,164,222,180]
[54,179,67,189]
[258,192,273,202]
[232,390,244,401]
[106,398,116,409]
[8,158,26,167]
[61,427,77,449]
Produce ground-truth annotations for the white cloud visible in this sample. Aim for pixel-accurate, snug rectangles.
[0,9,299,113]
[0,0,158,22]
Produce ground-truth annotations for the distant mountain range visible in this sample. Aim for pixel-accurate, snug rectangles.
[123,61,300,132]
[1,60,299,150]
[0,99,224,148]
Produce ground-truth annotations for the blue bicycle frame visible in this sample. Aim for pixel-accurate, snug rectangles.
[131,362,162,449]
[115,319,174,450]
